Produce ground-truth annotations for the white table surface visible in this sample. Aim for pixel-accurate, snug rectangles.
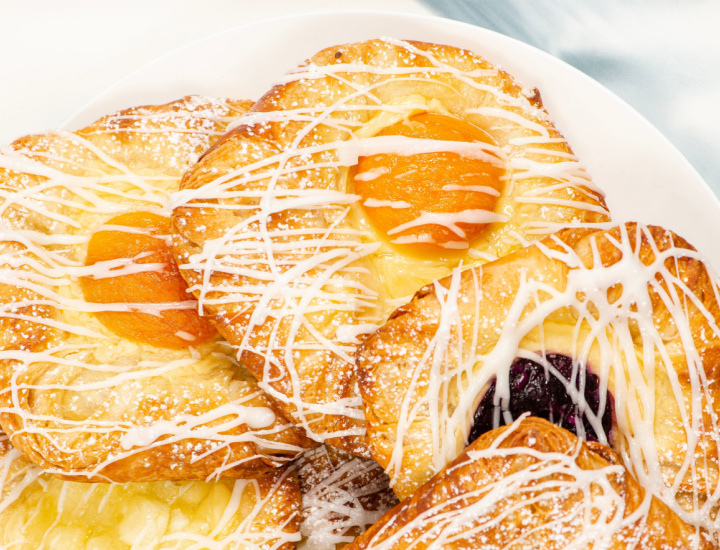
[0,0,432,143]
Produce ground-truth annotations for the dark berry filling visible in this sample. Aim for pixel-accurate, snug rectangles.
[468,354,612,444]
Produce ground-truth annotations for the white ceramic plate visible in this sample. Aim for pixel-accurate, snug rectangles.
[65,11,720,268]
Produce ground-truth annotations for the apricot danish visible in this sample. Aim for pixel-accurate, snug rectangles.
[0,96,312,482]
[172,39,610,455]
[345,418,712,550]
[357,223,720,538]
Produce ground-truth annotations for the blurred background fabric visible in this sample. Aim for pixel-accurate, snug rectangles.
[419,0,720,196]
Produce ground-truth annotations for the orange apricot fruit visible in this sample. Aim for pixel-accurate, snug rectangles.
[81,211,217,348]
[355,112,504,252]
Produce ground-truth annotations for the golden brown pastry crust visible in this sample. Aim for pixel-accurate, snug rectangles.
[0,96,313,482]
[295,445,398,549]
[172,39,610,456]
[0,430,302,550]
[345,417,712,550]
[358,223,720,537]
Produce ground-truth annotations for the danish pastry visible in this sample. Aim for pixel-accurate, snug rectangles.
[0,430,301,549]
[345,417,712,550]
[171,38,610,454]
[0,96,313,482]
[295,445,398,549]
[357,222,720,537]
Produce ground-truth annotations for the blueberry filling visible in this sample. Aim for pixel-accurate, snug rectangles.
[468,354,612,444]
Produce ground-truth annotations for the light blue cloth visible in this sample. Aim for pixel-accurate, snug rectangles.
[419,0,720,196]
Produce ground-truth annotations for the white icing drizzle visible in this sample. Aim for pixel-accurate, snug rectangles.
[362,199,411,209]
[465,106,551,136]
[378,224,720,538]
[389,234,436,245]
[92,223,174,244]
[0,96,305,481]
[296,445,398,550]
[336,323,383,344]
[170,39,610,448]
[386,209,509,238]
[75,251,168,280]
[466,248,499,262]
[438,240,469,250]
[355,167,390,182]
[121,404,276,450]
[441,184,501,196]
[335,135,506,167]
[0,434,301,550]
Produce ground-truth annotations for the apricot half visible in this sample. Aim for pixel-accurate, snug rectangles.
[81,211,217,348]
[355,112,504,252]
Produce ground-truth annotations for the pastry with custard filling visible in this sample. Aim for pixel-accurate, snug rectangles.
[171,38,611,456]
[0,96,313,482]
[357,223,720,540]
